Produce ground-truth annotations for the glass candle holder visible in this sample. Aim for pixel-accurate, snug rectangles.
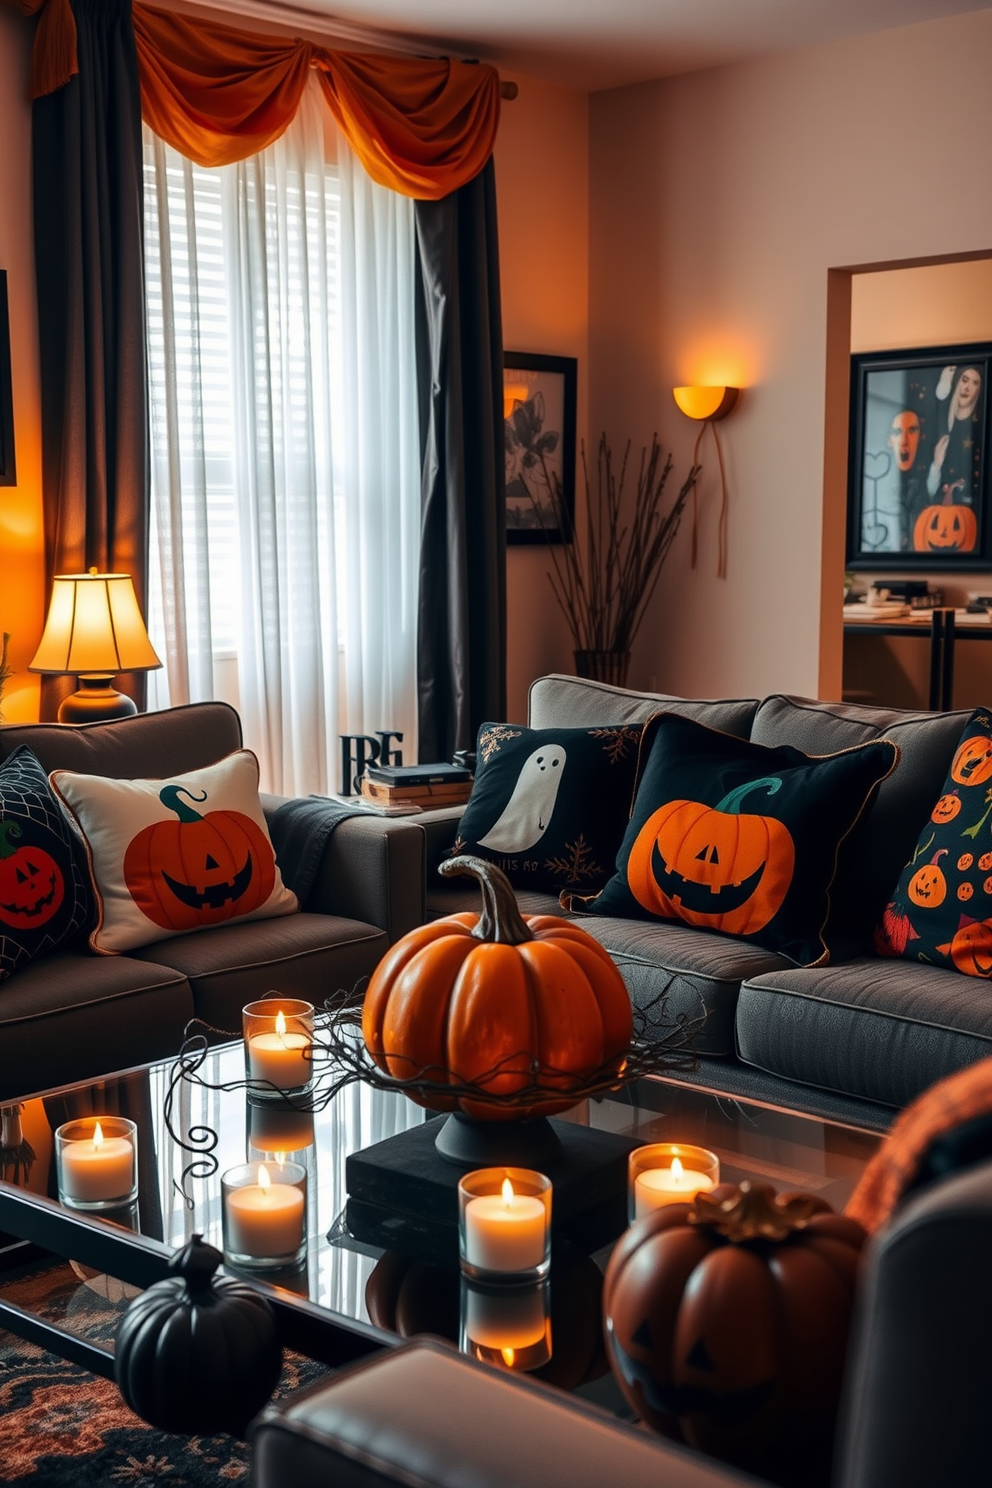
[222,1159,307,1270]
[460,1277,551,1372]
[628,1143,720,1222]
[55,1117,138,1211]
[243,997,314,1101]
[458,1167,552,1283]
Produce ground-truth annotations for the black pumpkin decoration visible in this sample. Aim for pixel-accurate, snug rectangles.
[115,1234,282,1436]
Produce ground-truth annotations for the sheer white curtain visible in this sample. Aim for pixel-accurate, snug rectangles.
[143,78,420,795]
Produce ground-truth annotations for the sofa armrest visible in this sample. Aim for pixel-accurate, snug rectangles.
[261,795,425,944]
[249,1340,758,1488]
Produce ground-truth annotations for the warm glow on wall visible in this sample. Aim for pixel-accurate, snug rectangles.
[672,386,739,421]
[503,382,530,418]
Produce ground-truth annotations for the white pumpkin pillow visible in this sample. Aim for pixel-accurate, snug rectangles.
[51,750,298,953]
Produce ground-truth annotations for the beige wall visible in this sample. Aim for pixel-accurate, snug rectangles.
[495,76,588,723]
[0,11,44,722]
[589,9,992,703]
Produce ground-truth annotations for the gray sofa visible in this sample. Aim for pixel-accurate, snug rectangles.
[0,703,424,1102]
[421,675,988,1133]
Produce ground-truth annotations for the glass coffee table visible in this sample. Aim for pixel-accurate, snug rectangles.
[0,1044,882,1417]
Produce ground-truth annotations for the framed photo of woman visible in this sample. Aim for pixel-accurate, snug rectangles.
[847,343,992,571]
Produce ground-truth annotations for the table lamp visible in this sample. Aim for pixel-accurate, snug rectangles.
[30,570,162,723]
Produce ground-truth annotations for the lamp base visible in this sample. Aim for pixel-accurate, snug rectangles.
[57,677,138,725]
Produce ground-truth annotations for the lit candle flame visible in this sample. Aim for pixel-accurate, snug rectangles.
[502,1178,514,1206]
[671,1157,685,1183]
[501,1347,515,1367]
[276,1151,286,1169]
[275,1010,287,1040]
[92,1121,104,1149]
[258,1164,271,1191]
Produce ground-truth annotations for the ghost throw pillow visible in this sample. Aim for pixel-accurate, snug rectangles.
[51,750,298,953]
[572,712,898,965]
[451,723,643,894]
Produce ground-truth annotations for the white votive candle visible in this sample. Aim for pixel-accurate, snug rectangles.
[60,1121,134,1203]
[634,1156,716,1217]
[464,1179,547,1273]
[224,1164,305,1258]
[248,1009,312,1090]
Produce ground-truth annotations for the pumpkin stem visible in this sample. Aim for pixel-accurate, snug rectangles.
[715,777,782,815]
[0,821,23,860]
[930,848,948,864]
[689,1180,825,1243]
[159,785,209,823]
[438,855,535,944]
[169,1233,224,1293]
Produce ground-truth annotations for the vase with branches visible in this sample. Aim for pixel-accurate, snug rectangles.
[518,429,698,688]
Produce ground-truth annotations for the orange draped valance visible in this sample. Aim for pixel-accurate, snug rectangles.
[10,0,501,199]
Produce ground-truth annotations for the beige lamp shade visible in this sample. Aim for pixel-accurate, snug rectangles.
[30,572,161,676]
[672,386,739,421]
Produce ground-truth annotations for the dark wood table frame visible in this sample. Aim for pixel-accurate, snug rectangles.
[843,607,992,711]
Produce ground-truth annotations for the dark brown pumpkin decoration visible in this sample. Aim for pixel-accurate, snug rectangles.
[603,1181,866,1479]
[907,848,948,908]
[951,734,992,787]
[115,1234,281,1436]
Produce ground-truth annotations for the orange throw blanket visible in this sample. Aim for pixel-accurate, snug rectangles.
[846,1054,992,1232]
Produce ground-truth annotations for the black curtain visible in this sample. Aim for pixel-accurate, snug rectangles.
[32,0,148,720]
[414,158,506,763]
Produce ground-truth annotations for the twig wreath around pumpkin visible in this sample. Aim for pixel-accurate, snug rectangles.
[163,858,700,1205]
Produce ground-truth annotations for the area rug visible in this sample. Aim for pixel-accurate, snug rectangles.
[0,1261,329,1487]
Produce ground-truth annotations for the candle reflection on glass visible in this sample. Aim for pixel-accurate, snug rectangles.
[460,1278,551,1372]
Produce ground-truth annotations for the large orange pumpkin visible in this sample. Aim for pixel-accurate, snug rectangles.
[913,501,978,551]
[603,1182,866,1479]
[361,855,633,1119]
[123,785,276,932]
[951,735,992,787]
[626,777,795,936]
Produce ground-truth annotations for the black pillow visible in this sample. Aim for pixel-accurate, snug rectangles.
[573,712,898,966]
[875,707,992,976]
[0,746,94,983]
[451,722,643,894]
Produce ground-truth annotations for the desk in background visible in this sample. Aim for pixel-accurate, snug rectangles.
[843,608,992,711]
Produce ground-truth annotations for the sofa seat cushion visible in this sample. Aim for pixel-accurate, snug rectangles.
[426,884,786,1059]
[134,912,388,1032]
[0,952,193,1101]
[736,958,992,1109]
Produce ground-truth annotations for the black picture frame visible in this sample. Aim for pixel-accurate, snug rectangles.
[0,272,14,487]
[847,342,992,571]
[503,351,576,545]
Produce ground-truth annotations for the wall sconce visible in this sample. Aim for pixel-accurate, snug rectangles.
[672,386,741,578]
[30,570,162,723]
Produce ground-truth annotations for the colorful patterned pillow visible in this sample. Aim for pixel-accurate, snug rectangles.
[876,708,992,976]
[51,750,298,954]
[573,712,898,966]
[0,746,94,983]
[451,722,643,894]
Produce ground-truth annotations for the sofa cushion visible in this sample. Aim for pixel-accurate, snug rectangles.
[0,746,94,983]
[527,674,758,736]
[749,695,972,951]
[425,884,786,1059]
[875,707,992,975]
[135,912,388,1032]
[52,750,298,953]
[578,711,897,966]
[0,701,242,778]
[0,951,193,1101]
[451,723,642,895]
[736,959,992,1109]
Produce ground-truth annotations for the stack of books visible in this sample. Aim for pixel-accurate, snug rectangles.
[360,762,474,809]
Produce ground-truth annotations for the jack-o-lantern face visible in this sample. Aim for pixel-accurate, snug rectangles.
[959,852,974,872]
[0,821,65,931]
[980,853,992,871]
[943,917,992,977]
[123,785,276,933]
[628,777,795,936]
[951,735,992,787]
[932,792,962,824]
[913,502,978,552]
[908,849,948,908]
[959,883,975,901]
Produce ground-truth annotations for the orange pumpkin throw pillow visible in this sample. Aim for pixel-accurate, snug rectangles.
[573,712,898,966]
[875,707,992,976]
[51,750,298,953]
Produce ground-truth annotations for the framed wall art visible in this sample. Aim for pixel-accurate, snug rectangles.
[503,351,576,544]
[847,342,992,571]
[0,271,14,487]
